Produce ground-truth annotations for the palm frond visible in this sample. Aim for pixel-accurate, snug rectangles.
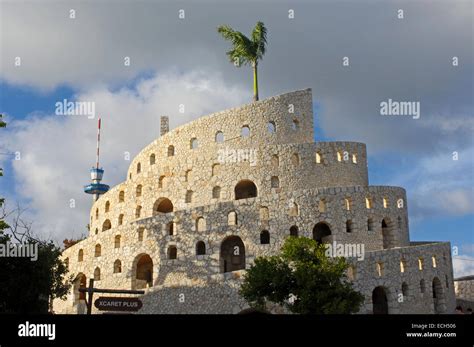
[251,21,267,60]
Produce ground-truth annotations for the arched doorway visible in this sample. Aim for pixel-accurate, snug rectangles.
[234,180,257,200]
[312,222,332,244]
[432,277,446,314]
[220,236,246,273]
[73,273,87,303]
[153,198,173,215]
[132,254,153,289]
[372,286,389,314]
[382,218,394,249]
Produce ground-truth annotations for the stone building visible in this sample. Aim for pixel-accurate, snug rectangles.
[53,88,456,314]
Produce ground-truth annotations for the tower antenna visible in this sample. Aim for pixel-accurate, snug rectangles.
[84,116,110,201]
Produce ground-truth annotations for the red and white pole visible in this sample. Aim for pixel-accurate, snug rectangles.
[96,117,101,169]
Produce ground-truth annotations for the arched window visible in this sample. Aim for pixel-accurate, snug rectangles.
[271,176,280,189]
[260,230,270,244]
[346,220,353,233]
[185,190,193,203]
[114,235,121,249]
[344,198,352,210]
[167,222,175,236]
[185,169,192,182]
[95,244,101,257]
[196,217,206,232]
[313,222,332,244]
[190,137,198,149]
[95,208,99,219]
[318,199,327,213]
[234,180,257,200]
[212,163,220,176]
[94,267,101,281]
[376,262,384,277]
[337,151,342,162]
[102,219,111,232]
[267,121,276,134]
[215,131,224,143]
[315,151,322,164]
[432,256,437,268]
[420,279,426,293]
[241,125,250,138]
[291,153,300,166]
[367,218,374,231]
[136,163,141,174]
[352,154,357,163]
[118,214,124,226]
[150,153,156,165]
[259,206,269,220]
[94,228,98,235]
[119,190,125,203]
[220,236,245,273]
[418,258,424,271]
[157,175,165,189]
[167,145,175,157]
[289,201,299,216]
[228,211,237,226]
[168,246,177,260]
[402,282,409,298]
[365,197,373,209]
[78,249,84,262]
[105,201,110,212]
[400,259,406,273]
[138,227,145,241]
[347,266,356,281]
[290,225,298,237]
[136,184,142,197]
[382,218,393,249]
[383,198,388,208]
[292,119,299,131]
[271,154,279,167]
[153,198,173,214]
[196,241,206,255]
[135,205,142,218]
[114,260,122,273]
[212,186,221,199]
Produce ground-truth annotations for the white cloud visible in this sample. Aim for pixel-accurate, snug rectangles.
[2,69,247,242]
[453,254,474,278]
[388,146,474,220]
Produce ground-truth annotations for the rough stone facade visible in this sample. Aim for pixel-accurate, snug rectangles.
[53,88,456,314]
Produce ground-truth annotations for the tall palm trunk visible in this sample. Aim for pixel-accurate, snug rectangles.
[252,61,259,101]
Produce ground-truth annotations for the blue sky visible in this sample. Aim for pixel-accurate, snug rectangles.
[0,0,472,276]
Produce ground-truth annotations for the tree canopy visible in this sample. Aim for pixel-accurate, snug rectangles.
[239,236,364,314]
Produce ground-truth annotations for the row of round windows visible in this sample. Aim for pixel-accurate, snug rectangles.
[130,120,300,178]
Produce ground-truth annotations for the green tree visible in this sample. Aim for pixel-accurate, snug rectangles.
[217,21,267,102]
[0,115,72,313]
[240,237,364,314]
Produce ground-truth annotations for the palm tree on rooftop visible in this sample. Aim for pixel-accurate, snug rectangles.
[217,21,267,102]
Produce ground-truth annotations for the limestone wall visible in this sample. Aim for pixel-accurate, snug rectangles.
[53,88,455,315]
[454,277,474,301]
[349,242,456,314]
